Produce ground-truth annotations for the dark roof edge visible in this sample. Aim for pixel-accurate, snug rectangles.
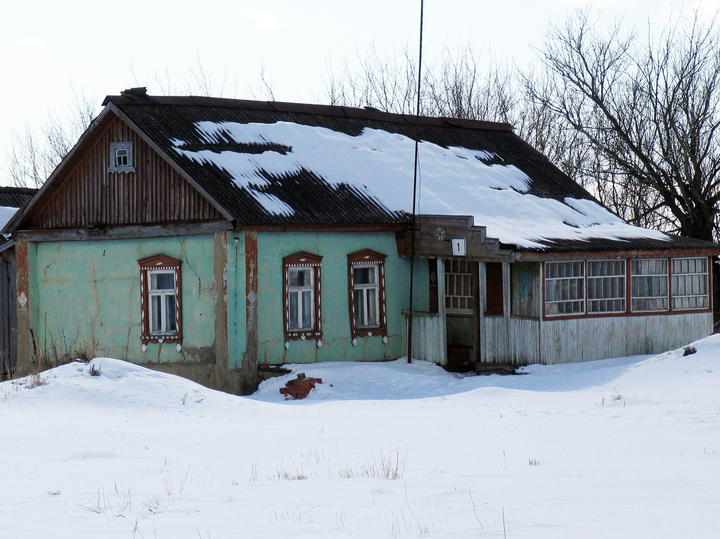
[0,186,39,196]
[102,94,515,133]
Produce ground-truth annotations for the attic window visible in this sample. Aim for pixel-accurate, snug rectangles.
[109,141,135,173]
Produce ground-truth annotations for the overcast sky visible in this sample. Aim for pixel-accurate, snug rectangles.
[2,0,719,177]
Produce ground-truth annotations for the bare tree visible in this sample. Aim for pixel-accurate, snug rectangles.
[321,45,593,188]
[3,89,98,187]
[322,45,419,114]
[531,9,720,241]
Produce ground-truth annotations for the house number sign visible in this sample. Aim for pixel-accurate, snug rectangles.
[451,238,467,257]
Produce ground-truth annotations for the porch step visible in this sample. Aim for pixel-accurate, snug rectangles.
[474,363,518,376]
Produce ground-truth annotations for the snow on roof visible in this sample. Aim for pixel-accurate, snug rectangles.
[172,121,669,249]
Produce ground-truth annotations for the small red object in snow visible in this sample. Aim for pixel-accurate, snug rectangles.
[279,373,323,399]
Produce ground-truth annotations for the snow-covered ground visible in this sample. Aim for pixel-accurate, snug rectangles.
[2,336,720,538]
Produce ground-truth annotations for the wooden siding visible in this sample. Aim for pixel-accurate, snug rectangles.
[481,312,711,365]
[403,311,446,364]
[0,249,17,376]
[28,116,222,229]
[540,312,713,363]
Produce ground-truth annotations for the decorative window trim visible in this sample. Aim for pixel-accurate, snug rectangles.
[138,254,182,344]
[108,141,136,173]
[283,252,323,342]
[348,249,387,339]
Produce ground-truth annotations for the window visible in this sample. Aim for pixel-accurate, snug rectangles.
[445,259,475,315]
[587,260,626,313]
[354,265,379,327]
[631,259,668,312]
[545,261,584,316]
[348,249,387,339]
[283,252,322,341]
[138,254,182,343]
[543,256,711,318]
[108,141,135,173]
[672,257,709,310]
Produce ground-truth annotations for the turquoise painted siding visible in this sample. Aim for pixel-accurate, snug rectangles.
[248,231,428,364]
[29,235,217,364]
[226,232,246,370]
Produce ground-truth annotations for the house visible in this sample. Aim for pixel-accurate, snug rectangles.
[4,88,719,393]
[0,186,39,378]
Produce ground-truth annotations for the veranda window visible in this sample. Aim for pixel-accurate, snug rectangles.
[672,257,709,310]
[631,259,668,312]
[545,261,584,316]
[587,260,626,313]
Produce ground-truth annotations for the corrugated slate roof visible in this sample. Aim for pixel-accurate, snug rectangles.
[106,94,590,224]
[101,92,718,253]
[0,186,38,209]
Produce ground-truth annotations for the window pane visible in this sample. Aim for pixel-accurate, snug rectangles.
[354,289,365,326]
[289,291,299,329]
[301,290,312,329]
[151,295,162,332]
[289,268,311,287]
[165,295,177,331]
[366,289,378,326]
[151,272,175,291]
[354,266,375,285]
[116,148,128,166]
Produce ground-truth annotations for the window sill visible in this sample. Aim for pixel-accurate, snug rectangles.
[107,166,136,174]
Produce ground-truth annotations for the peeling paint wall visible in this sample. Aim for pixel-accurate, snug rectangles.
[24,229,430,387]
[29,235,217,365]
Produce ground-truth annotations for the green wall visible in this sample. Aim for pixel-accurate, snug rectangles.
[226,232,246,370]
[28,230,428,370]
[237,231,428,365]
[29,235,217,364]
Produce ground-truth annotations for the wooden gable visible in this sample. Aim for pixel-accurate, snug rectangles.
[25,113,224,230]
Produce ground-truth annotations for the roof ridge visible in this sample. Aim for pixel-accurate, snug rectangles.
[102,94,515,132]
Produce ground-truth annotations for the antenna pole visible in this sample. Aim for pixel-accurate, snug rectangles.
[407,0,424,363]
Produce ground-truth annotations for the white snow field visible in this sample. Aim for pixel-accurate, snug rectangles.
[2,336,720,538]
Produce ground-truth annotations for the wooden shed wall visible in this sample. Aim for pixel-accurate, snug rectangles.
[28,115,223,229]
[0,248,17,376]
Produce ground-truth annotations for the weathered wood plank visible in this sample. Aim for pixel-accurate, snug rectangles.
[15,221,232,242]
